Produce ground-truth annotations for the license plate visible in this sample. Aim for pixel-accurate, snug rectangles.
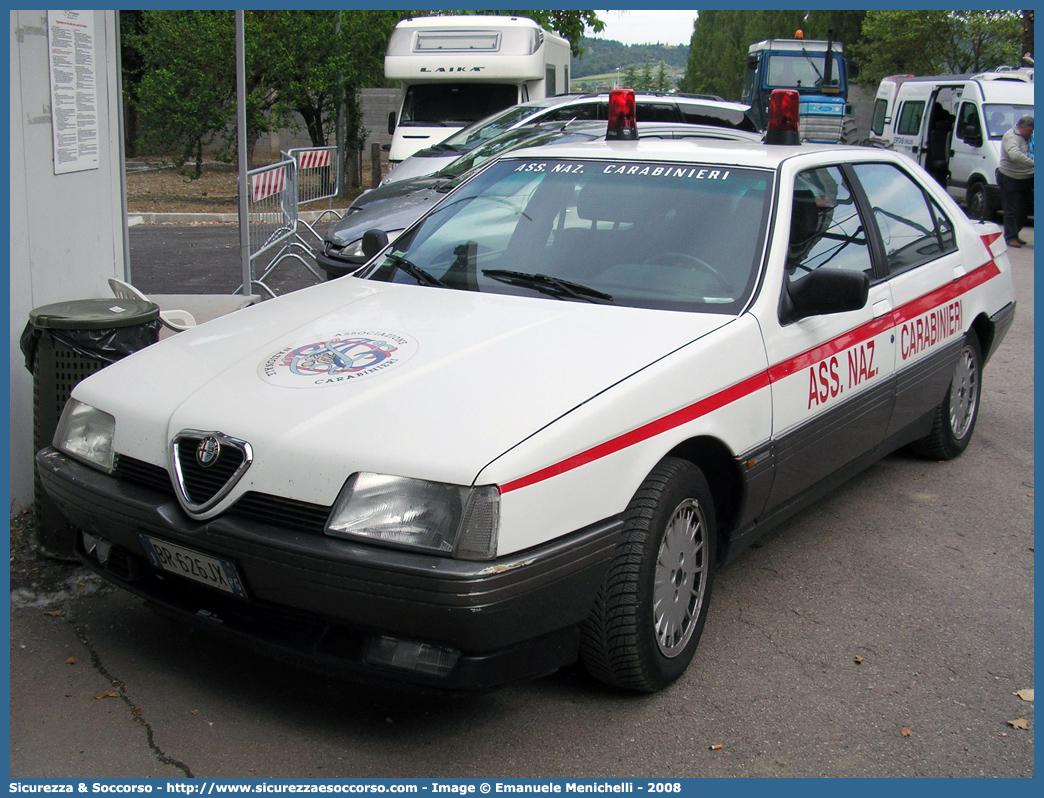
[137,534,247,597]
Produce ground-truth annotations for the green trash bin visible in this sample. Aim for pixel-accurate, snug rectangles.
[22,297,161,559]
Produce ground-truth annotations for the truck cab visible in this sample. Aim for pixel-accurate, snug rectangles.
[742,34,853,143]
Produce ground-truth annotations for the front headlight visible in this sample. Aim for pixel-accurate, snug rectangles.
[339,238,367,259]
[326,472,500,560]
[53,399,116,473]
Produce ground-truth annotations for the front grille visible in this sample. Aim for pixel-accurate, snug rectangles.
[114,453,329,535]
[172,432,250,511]
[114,455,174,495]
[227,492,331,535]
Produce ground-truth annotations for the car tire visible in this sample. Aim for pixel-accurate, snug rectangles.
[580,457,716,692]
[967,182,994,221]
[913,332,983,460]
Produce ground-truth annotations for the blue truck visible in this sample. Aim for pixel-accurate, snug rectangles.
[742,32,856,143]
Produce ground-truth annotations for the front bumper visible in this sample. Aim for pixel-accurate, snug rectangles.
[36,448,622,690]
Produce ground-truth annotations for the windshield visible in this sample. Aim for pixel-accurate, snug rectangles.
[767,53,844,91]
[438,128,558,179]
[400,83,518,127]
[362,158,772,314]
[437,103,548,152]
[438,124,603,180]
[983,104,1034,139]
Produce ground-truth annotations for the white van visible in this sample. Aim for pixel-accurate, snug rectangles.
[869,72,1034,218]
[384,15,571,164]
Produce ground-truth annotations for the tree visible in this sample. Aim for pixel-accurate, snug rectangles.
[1021,10,1033,63]
[131,10,412,175]
[655,61,669,92]
[134,11,247,175]
[940,11,1024,73]
[452,10,604,56]
[854,10,1023,88]
[640,61,654,90]
[129,10,603,176]
[681,10,866,100]
[260,10,402,148]
[571,39,688,80]
[119,11,146,158]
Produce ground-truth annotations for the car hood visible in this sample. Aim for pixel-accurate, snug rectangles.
[327,189,442,246]
[382,153,458,184]
[353,174,448,209]
[76,278,734,504]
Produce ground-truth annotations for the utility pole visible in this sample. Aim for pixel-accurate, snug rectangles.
[236,11,251,295]
[335,10,345,198]
[1022,10,1034,64]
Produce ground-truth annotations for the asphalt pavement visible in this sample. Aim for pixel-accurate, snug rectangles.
[9,220,1034,779]
[126,219,331,297]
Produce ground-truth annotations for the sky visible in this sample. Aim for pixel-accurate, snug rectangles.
[589,9,698,47]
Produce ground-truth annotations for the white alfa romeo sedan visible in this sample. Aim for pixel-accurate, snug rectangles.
[39,93,1016,693]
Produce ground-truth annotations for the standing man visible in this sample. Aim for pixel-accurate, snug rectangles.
[998,115,1033,247]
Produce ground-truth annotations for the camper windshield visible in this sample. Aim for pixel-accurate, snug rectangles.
[983,104,1034,139]
[401,83,518,127]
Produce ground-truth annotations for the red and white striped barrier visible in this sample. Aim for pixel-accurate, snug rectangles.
[251,166,287,203]
[296,149,331,170]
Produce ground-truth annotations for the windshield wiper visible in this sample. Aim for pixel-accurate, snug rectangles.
[482,269,613,304]
[801,48,824,82]
[386,253,445,287]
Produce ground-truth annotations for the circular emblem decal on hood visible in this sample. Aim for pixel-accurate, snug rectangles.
[258,330,418,388]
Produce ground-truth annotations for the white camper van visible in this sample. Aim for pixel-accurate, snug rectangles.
[385,15,571,164]
[869,72,1034,218]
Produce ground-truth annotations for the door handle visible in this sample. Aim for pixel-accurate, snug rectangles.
[872,299,893,318]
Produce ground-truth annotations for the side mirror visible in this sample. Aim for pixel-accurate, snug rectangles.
[361,228,390,260]
[388,112,396,135]
[781,268,869,324]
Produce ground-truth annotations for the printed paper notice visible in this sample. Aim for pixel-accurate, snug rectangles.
[48,10,98,174]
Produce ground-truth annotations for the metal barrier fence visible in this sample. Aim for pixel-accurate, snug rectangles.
[243,158,322,298]
[284,146,342,246]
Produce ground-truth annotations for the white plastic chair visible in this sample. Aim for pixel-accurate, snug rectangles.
[108,278,197,332]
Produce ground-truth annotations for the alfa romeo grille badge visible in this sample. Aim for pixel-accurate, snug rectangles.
[196,436,221,468]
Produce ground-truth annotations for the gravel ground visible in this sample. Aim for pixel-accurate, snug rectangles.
[125,158,378,214]
[9,510,107,609]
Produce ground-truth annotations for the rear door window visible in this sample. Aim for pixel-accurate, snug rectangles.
[851,162,956,275]
[540,103,602,122]
[896,101,925,136]
[635,102,680,122]
[871,98,888,136]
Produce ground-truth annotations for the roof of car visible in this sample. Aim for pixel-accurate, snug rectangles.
[492,138,903,170]
[524,91,751,112]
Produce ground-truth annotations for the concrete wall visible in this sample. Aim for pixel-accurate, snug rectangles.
[847,83,876,143]
[252,88,401,161]
[9,10,126,513]
[359,87,400,150]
